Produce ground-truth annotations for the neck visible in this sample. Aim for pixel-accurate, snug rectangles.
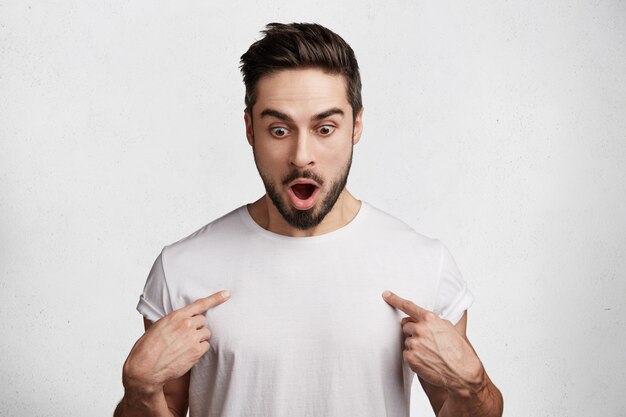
[247,189,361,237]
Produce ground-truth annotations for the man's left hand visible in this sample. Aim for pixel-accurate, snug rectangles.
[382,290,486,395]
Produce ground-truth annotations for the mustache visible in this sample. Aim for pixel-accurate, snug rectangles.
[281,169,325,186]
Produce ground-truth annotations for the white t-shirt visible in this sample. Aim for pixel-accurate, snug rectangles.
[137,202,474,417]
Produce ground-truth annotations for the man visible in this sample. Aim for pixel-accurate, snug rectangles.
[115,22,503,417]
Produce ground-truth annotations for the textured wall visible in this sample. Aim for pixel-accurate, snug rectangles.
[1,1,625,416]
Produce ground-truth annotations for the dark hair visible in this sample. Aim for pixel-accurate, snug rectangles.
[240,22,362,122]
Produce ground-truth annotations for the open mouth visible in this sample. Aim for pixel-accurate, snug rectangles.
[287,180,320,210]
[291,183,317,200]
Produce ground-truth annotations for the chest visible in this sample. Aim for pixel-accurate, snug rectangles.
[205,273,404,360]
[172,240,439,366]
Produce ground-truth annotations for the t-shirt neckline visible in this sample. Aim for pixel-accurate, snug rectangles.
[238,200,369,243]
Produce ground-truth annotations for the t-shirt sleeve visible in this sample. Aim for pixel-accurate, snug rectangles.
[136,250,174,323]
[432,241,475,325]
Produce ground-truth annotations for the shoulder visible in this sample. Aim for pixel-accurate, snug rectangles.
[160,205,248,262]
[362,202,442,251]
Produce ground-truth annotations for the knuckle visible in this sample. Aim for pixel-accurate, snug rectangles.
[166,310,182,324]
[415,322,426,334]
[405,337,417,349]
[197,328,211,342]
[157,314,171,326]
[193,343,209,357]
[423,311,436,321]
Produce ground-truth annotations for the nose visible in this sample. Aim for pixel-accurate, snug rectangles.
[289,131,315,169]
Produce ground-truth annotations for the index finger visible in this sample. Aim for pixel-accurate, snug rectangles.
[381,290,429,320]
[183,290,231,316]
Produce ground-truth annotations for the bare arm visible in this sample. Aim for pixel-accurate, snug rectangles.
[417,312,503,417]
[382,292,503,417]
[114,319,191,417]
[114,291,230,417]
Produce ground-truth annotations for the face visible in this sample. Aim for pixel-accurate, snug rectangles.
[245,68,363,230]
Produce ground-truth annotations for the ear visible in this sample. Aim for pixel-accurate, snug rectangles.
[352,107,364,145]
[244,110,254,146]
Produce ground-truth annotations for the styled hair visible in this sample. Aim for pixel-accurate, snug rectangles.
[239,22,362,122]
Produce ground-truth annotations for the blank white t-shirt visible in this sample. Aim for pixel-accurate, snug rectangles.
[137,202,474,417]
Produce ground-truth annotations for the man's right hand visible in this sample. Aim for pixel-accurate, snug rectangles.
[122,290,231,396]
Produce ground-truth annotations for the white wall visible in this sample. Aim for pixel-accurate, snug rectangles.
[1,1,625,416]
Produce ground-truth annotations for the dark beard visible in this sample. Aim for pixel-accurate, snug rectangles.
[254,147,353,230]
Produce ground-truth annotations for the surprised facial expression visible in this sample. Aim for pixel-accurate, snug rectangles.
[245,68,363,230]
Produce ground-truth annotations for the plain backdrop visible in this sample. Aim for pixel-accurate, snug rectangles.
[1,1,625,416]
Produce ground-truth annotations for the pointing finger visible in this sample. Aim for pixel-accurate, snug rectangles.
[190,314,208,329]
[382,290,431,321]
[184,290,231,316]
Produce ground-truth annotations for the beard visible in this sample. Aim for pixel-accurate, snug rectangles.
[253,146,353,230]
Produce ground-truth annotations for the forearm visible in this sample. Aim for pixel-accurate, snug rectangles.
[438,370,503,417]
[113,389,177,417]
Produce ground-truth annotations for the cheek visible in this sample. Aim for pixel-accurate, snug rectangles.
[325,140,352,165]
[253,144,292,183]
[254,141,288,164]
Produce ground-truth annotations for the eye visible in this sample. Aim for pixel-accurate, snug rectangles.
[270,127,289,138]
[317,125,335,136]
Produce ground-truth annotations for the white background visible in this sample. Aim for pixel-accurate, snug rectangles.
[1,1,625,416]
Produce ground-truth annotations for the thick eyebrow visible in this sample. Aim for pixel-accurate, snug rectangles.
[259,107,345,123]
[312,107,344,121]
[260,109,292,122]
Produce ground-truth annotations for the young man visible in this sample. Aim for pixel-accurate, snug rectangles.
[115,23,503,417]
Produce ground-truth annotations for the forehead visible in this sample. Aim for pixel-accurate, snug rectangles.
[253,68,351,119]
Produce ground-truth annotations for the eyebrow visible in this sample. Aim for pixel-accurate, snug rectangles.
[259,107,345,122]
[313,107,344,121]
